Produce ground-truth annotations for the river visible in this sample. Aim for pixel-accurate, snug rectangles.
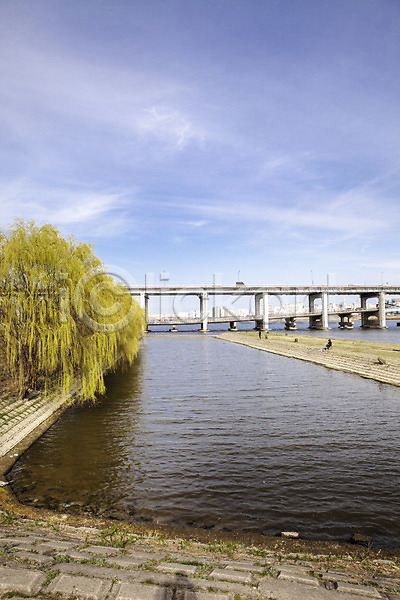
[8,323,400,548]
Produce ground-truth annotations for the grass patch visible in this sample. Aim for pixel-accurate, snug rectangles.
[42,568,58,586]
[207,541,237,557]
[96,524,133,548]
[237,331,400,366]
[0,509,16,525]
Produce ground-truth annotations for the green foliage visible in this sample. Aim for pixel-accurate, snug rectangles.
[0,508,16,524]
[0,219,144,401]
[207,540,237,557]
[42,568,59,586]
[97,524,132,547]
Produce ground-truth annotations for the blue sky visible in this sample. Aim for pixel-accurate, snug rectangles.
[0,0,399,287]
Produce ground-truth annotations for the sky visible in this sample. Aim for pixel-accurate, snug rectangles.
[0,0,399,289]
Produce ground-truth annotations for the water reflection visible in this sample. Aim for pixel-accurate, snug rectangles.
[9,334,400,547]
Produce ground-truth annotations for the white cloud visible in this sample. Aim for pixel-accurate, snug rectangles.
[138,106,202,150]
[0,180,132,237]
[0,39,206,159]
[184,220,208,228]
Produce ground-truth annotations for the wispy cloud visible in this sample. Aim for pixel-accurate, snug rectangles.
[0,0,399,283]
[0,180,132,237]
[138,106,203,150]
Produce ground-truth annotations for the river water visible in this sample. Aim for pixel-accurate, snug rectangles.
[9,323,400,548]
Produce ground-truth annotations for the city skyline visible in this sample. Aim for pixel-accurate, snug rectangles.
[1,0,399,286]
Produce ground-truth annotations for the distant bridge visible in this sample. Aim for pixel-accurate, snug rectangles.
[128,284,400,331]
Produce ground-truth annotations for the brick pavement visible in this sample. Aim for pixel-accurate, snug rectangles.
[0,519,399,600]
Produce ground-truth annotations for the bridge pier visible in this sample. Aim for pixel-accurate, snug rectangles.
[229,321,238,331]
[139,294,150,331]
[199,292,209,331]
[360,292,387,328]
[338,313,354,328]
[255,292,269,330]
[308,292,329,329]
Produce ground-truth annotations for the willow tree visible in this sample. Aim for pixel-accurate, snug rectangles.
[0,220,144,401]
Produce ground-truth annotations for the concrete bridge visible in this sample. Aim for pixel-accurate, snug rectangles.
[128,284,400,331]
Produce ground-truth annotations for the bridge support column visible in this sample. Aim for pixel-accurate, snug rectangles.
[145,295,150,330]
[360,293,386,328]
[360,294,369,328]
[140,294,150,331]
[379,291,387,328]
[321,292,329,329]
[255,293,269,330]
[338,313,353,328]
[308,292,329,329]
[199,293,209,331]
[138,293,145,309]
[229,321,238,331]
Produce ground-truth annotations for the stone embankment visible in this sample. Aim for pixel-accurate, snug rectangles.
[0,517,399,600]
[216,333,400,387]
[0,392,71,460]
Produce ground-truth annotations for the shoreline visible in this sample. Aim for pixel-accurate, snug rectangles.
[1,336,400,570]
[215,332,400,387]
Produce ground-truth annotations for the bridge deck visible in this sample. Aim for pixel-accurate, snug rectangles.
[129,284,400,296]
[146,308,379,326]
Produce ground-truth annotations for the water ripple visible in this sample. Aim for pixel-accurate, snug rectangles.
[9,334,400,547]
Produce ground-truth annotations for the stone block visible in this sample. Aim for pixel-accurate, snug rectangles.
[278,567,319,587]
[336,581,382,597]
[178,592,231,600]
[260,578,348,599]
[14,550,54,566]
[116,582,173,600]
[126,550,165,561]
[319,572,359,585]
[109,556,144,568]
[0,536,39,545]
[84,545,122,555]
[0,566,45,594]
[209,568,253,584]
[57,550,94,561]
[157,562,198,575]
[281,531,299,538]
[14,543,46,553]
[48,574,113,599]
[374,577,400,590]
[224,561,266,573]
[57,562,130,581]
[39,540,77,551]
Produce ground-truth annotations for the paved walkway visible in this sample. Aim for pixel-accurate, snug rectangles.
[0,519,399,600]
[216,334,400,387]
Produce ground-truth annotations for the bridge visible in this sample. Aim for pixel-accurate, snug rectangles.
[128,284,400,331]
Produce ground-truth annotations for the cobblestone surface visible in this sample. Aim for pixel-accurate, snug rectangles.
[0,520,398,600]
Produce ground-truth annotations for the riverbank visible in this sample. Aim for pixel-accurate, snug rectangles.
[0,507,399,600]
[215,332,400,387]
[1,335,400,599]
